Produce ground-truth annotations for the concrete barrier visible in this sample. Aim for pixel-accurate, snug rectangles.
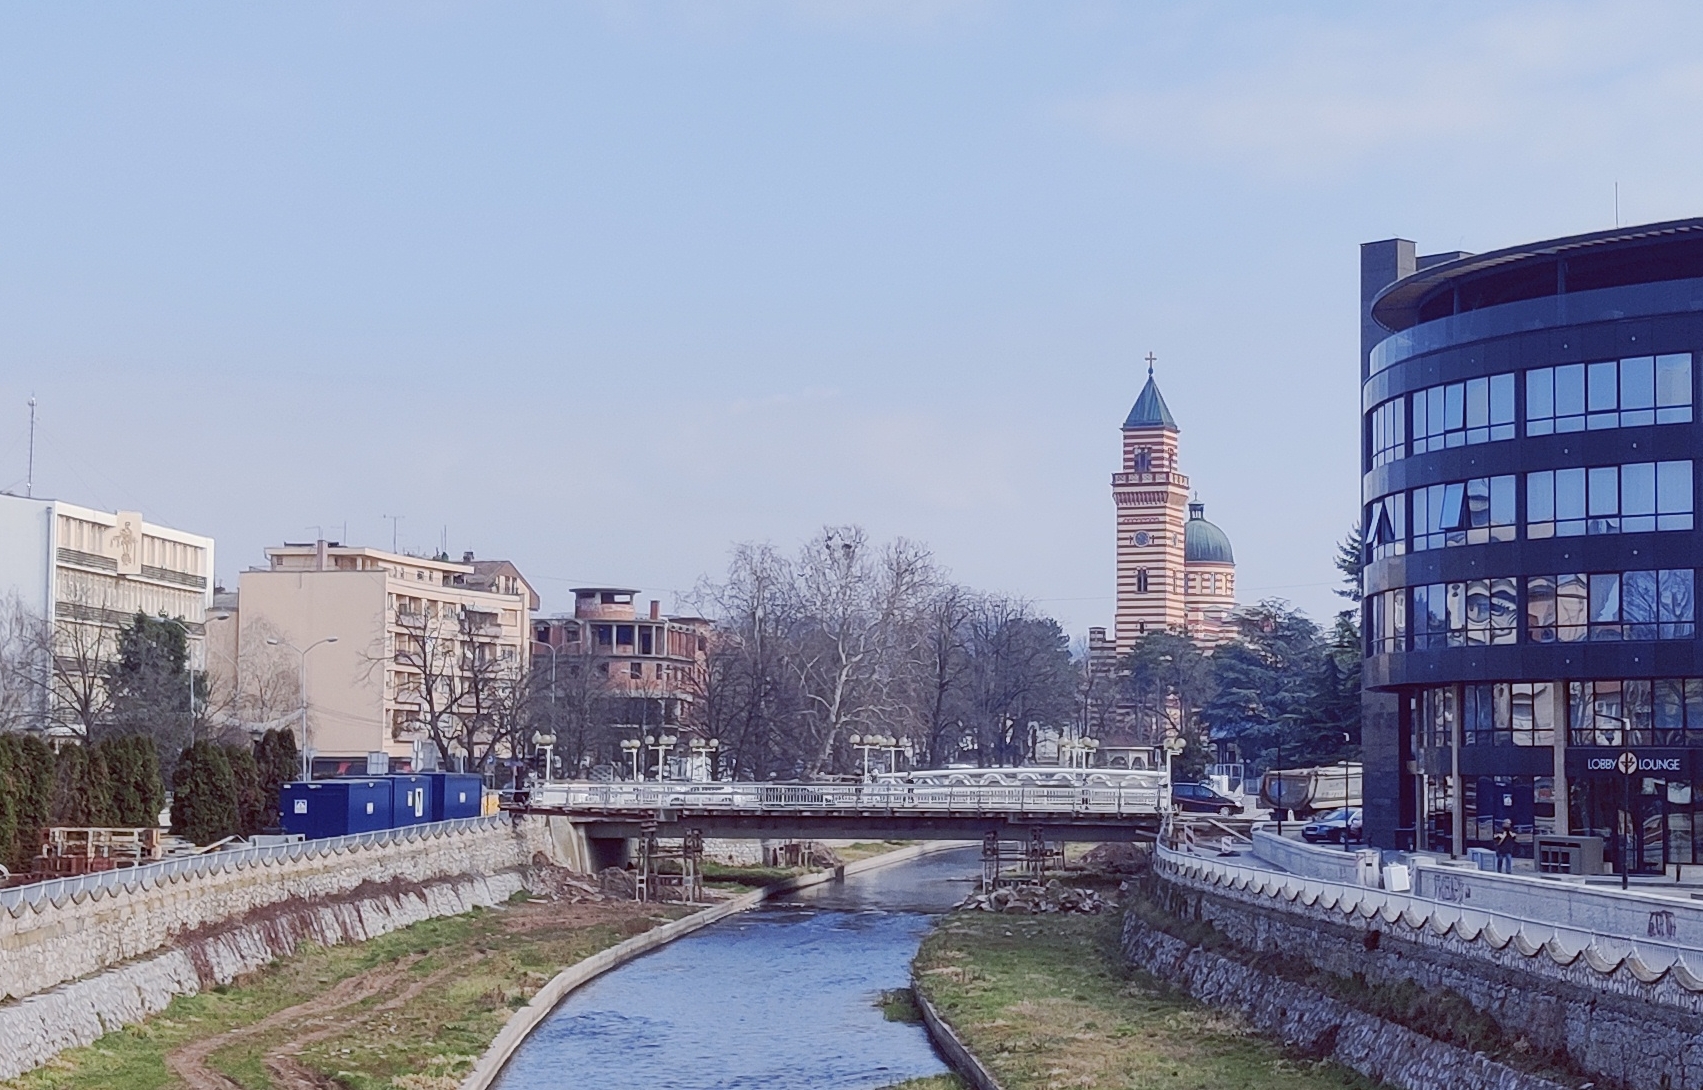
[458,841,969,1090]
[913,987,1004,1090]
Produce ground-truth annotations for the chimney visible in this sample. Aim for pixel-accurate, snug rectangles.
[462,550,475,563]
[649,600,660,620]
[315,539,328,571]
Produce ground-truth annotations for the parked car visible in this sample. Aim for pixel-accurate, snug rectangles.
[1171,782,1242,815]
[1301,807,1365,844]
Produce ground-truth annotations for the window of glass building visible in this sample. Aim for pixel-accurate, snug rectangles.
[1526,460,1693,538]
[1411,374,1515,453]
[1526,354,1693,436]
[1461,682,1554,747]
[1418,686,1455,750]
[1570,679,1703,746]
[1364,494,1405,561]
[1411,475,1515,550]
[1370,398,1405,467]
[1526,569,1694,642]
[1367,589,1406,654]
[1411,577,1517,648]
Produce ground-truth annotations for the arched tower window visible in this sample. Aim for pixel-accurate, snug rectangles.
[1134,448,1152,473]
[1136,568,1149,594]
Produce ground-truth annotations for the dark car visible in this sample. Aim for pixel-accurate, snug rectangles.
[1301,807,1364,844]
[1170,782,1241,815]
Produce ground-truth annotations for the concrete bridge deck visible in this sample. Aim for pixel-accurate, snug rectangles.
[520,781,1166,842]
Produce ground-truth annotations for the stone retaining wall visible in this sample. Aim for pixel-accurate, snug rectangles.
[0,816,549,1004]
[0,868,528,1081]
[1121,914,1569,1090]
[1153,875,1703,1090]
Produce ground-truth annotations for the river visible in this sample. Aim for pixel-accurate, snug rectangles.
[492,846,982,1090]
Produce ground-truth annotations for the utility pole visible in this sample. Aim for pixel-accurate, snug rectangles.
[25,397,36,497]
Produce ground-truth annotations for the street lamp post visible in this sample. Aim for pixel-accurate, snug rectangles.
[267,635,339,781]
[620,738,642,780]
[688,737,720,782]
[848,734,894,781]
[532,731,556,785]
[645,733,677,781]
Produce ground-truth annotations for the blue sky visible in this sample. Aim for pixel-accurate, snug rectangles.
[2,2,1701,635]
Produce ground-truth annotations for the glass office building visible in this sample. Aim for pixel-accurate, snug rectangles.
[1360,220,1703,874]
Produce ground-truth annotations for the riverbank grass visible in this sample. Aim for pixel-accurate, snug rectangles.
[915,910,1381,1090]
[4,899,685,1090]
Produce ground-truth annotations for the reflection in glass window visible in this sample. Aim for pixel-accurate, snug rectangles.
[1411,476,1515,550]
[1525,569,1693,642]
[1527,354,1692,436]
[1412,374,1515,453]
[1370,398,1405,467]
[1364,494,1405,561]
[1412,578,1515,647]
[1566,679,1703,747]
[1462,682,1553,747]
[1526,461,1693,538]
[1367,590,1406,654]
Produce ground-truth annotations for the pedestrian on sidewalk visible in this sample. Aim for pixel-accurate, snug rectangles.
[1494,820,1517,874]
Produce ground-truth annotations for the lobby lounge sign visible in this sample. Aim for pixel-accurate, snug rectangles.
[1569,749,1693,777]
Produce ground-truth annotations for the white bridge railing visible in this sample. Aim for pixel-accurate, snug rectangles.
[527,780,1166,817]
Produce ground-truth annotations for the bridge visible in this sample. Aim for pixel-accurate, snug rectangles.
[519,780,1167,843]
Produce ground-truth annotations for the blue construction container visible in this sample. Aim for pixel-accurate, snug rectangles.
[425,772,483,821]
[389,774,435,826]
[280,779,394,839]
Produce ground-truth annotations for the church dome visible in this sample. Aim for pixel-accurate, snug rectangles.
[1184,502,1234,565]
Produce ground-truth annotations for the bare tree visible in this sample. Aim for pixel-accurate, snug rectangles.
[691,542,800,779]
[0,594,48,733]
[387,604,527,773]
[789,527,938,774]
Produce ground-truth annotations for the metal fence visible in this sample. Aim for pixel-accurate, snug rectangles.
[0,815,504,915]
[529,780,1165,816]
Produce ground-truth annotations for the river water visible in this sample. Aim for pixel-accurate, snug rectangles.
[493,846,981,1090]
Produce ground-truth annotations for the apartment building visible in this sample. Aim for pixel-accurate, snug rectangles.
[532,587,710,734]
[0,494,214,737]
[217,541,536,774]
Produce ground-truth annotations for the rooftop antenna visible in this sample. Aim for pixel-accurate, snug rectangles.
[382,514,404,552]
[1615,181,1620,227]
[25,396,36,498]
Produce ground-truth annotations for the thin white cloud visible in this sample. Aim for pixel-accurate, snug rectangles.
[1057,5,1703,180]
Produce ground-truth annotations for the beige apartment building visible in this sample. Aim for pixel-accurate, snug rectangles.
[0,494,214,738]
[214,542,536,774]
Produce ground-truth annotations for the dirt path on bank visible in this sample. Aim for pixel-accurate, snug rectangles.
[164,956,423,1090]
[159,894,653,1090]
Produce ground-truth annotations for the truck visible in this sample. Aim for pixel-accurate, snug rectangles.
[1258,761,1362,819]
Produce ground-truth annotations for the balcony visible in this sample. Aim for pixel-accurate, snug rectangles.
[1110,471,1189,487]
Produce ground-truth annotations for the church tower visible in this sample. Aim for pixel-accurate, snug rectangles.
[1112,363,1191,651]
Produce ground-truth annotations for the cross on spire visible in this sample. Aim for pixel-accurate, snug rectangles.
[1144,351,1157,377]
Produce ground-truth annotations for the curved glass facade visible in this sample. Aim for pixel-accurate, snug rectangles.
[1360,225,1703,876]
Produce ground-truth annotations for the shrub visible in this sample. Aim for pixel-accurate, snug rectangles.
[171,741,239,845]
[50,742,117,827]
[224,743,266,836]
[253,728,300,830]
[99,734,166,827]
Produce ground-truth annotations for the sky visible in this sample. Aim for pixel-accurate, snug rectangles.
[3,1,1703,637]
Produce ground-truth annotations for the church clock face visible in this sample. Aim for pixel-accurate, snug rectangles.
[1132,531,1151,547]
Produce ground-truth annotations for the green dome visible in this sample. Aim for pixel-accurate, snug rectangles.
[1184,502,1234,565]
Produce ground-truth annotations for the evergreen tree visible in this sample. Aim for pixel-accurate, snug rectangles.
[9,734,54,862]
[0,741,18,871]
[105,613,194,777]
[49,743,117,827]
[253,728,300,831]
[223,743,266,837]
[99,734,166,827]
[170,741,239,844]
